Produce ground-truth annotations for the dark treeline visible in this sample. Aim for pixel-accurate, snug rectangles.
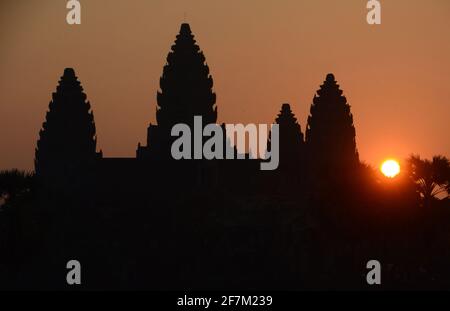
[1,23,449,290]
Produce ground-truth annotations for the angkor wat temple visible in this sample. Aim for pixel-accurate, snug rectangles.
[35,23,359,198]
[9,23,445,291]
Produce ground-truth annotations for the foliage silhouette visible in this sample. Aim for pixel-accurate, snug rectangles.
[406,155,450,206]
[0,169,33,207]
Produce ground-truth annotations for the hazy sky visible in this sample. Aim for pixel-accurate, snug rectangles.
[1,0,449,170]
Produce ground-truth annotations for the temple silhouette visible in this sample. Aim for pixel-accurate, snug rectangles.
[29,23,364,290]
[35,23,359,199]
[3,23,448,291]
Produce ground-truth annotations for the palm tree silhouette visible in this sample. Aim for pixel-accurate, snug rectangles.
[406,155,450,206]
[0,170,33,207]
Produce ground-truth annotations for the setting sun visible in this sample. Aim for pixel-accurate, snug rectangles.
[381,159,401,178]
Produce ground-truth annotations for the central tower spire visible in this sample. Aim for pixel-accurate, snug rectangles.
[138,23,217,159]
[156,23,217,128]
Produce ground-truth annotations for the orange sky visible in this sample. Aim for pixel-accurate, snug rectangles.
[1,0,449,171]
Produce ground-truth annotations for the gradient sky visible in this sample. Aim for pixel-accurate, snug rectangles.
[1,0,449,171]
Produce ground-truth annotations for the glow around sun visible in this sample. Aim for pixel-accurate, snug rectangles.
[381,159,401,178]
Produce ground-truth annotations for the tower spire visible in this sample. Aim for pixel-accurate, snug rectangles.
[138,23,217,159]
[306,73,359,182]
[35,68,99,190]
[156,23,217,127]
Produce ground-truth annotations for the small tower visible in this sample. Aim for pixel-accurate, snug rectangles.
[268,103,305,191]
[275,103,305,159]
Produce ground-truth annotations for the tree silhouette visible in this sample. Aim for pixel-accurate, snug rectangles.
[305,74,359,183]
[35,68,99,191]
[0,170,33,208]
[407,155,450,206]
